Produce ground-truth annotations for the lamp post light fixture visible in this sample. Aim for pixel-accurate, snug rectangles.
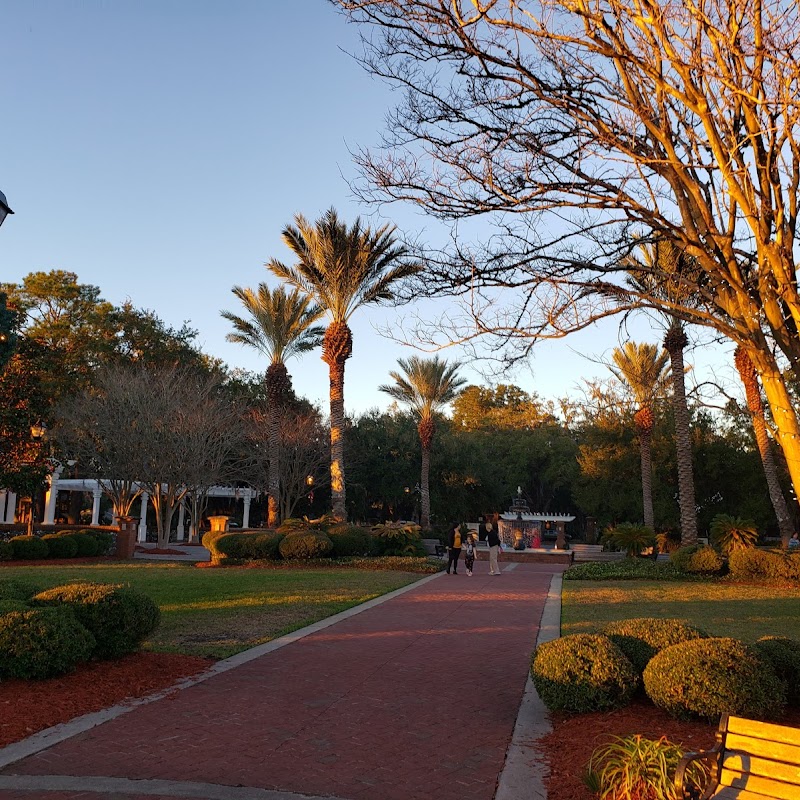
[0,190,14,228]
[306,474,315,504]
[24,422,47,536]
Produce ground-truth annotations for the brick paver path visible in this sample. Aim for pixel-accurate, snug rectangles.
[1,563,563,800]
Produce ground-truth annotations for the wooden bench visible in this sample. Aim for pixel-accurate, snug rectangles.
[422,539,447,559]
[675,713,800,799]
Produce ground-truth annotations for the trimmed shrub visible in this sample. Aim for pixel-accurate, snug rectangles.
[201,529,227,554]
[531,633,639,713]
[0,599,30,614]
[279,531,334,560]
[565,559,684,581]
[61,533,100,557]
[212,531,284,561]
[0,579,37,602]
[0,607,95,679]
[670,544,724,575]
[753,636,800,707]
[643,637,786,720]
[32,582,160,659]
[328,525,372,557]
[728,548,800,582]
[710,513,759,554]
[603,618,708,674]
[9,535,49,561]
[85,530,114,556]
[0,541,12,561]
[41,533,79,559]
[584,735,708,800]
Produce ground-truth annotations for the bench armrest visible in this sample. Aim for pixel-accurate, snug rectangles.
[674,746,721,800]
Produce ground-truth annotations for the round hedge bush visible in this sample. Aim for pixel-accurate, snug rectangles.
[531,634,639,713]
[0,541,12,561]
[279,531,334,560]
[0,607,95,679]
[32,582,160,659]
[643,637,786,720]
[328,525,372,557]
[0,599,30,614]
[753,636,800,707]
[84,530,114,556]
[41,533,79,559]
[212,531,284,561]
[61,533,100,557]
[728,548,800,582]
[670,544,724,575]
[603,618,708,673]
[9,535,49,561]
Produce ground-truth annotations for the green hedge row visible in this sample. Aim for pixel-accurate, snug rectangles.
[0,579,160,679]
[0,530,115,562]
[531,617,800,720]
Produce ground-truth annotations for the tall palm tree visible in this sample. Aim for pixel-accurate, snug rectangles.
[221,284,324,527]
[379,355,466,529]
[734,346,794,544]
[267,208,421,521]
[609,342,671,531]
[625,239,700,546]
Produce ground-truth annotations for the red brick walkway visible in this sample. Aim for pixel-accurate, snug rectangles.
[1,564,563,800]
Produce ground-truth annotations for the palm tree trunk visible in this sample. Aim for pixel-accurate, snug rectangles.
[735,347,794,544]
[267,406,280,528]
[329,358,347,521]
[420,445,431,529]
[665,320,698,546]
[639,425,655,531]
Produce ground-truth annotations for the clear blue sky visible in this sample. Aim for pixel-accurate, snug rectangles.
[0,0,733,415]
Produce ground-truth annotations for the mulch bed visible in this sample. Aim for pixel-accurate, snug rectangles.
[541,699,800,800]
[135,546,189,555]
[0,652,212,748]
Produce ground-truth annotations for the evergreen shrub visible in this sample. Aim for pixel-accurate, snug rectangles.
[0,579,37,602]
[0,607,95,679]
[63,533,100,557]
[85,530,115,556]
[0,600,30,614]
[728,548,800,582]
[603,618,708,674]
[328,525,372,557]
[643,637,785,720]
[9,535,49,561]
[0,541,12,561]
[670,545,724,575]
[212,531,284,561]
[279,531,334,560]
[41,533,79,559]
[33,582,160,658]
[531,633,639,713]
[370,522,424,556]
[753,636,800,707]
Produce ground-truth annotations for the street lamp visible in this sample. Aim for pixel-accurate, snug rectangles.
[306,475,315,504]
[0,190,14,228]
[24,422,47,536]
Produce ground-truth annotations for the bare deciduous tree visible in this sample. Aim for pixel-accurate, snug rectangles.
[337,0,800,505]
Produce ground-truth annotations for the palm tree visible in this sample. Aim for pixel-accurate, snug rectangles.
[734,346,794,545]
[221,284,324,527]
[268,208,421,521]
[625,239,700,546]
[609,342,671,531]
[379,355,466,529]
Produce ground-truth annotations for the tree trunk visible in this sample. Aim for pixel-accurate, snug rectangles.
[636,417,655,531]
[329,358,347,521]
[420,444,431,529]
[664,320,698,546]
[735,347,794,544]
[267,405,280,528]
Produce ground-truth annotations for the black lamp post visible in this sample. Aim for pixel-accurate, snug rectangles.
[0,190,14,228]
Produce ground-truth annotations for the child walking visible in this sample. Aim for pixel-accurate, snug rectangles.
[464,533,476,576]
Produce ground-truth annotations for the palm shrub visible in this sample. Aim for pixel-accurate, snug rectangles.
[278,531,334,560]
[33,582,160,659]
[9,536,49,561]
[277,514,337,535]
[371,522,424,556]
[656,529,682,554]
[0,607,95,679]
[602,523,655,556]
[531,634,639,713]
[753,636,800,706]
[603,618,708,674]
[584,735,708,800]
[709,513,758,554]
[643,637,785,720]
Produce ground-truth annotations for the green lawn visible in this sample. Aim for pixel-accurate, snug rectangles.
[0,563,425,658]
[561,580,800,642]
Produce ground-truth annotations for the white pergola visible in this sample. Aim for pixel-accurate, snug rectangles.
[0,468,259,543]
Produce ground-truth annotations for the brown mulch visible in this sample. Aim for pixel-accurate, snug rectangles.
[0,652,212,748]
[541,699,800,800]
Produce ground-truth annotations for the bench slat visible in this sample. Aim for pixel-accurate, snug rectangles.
[718,770,800,800]
[721,753,800,785]
[725,733,800,768]
[727,716,800,748]
[713,788,783,800]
